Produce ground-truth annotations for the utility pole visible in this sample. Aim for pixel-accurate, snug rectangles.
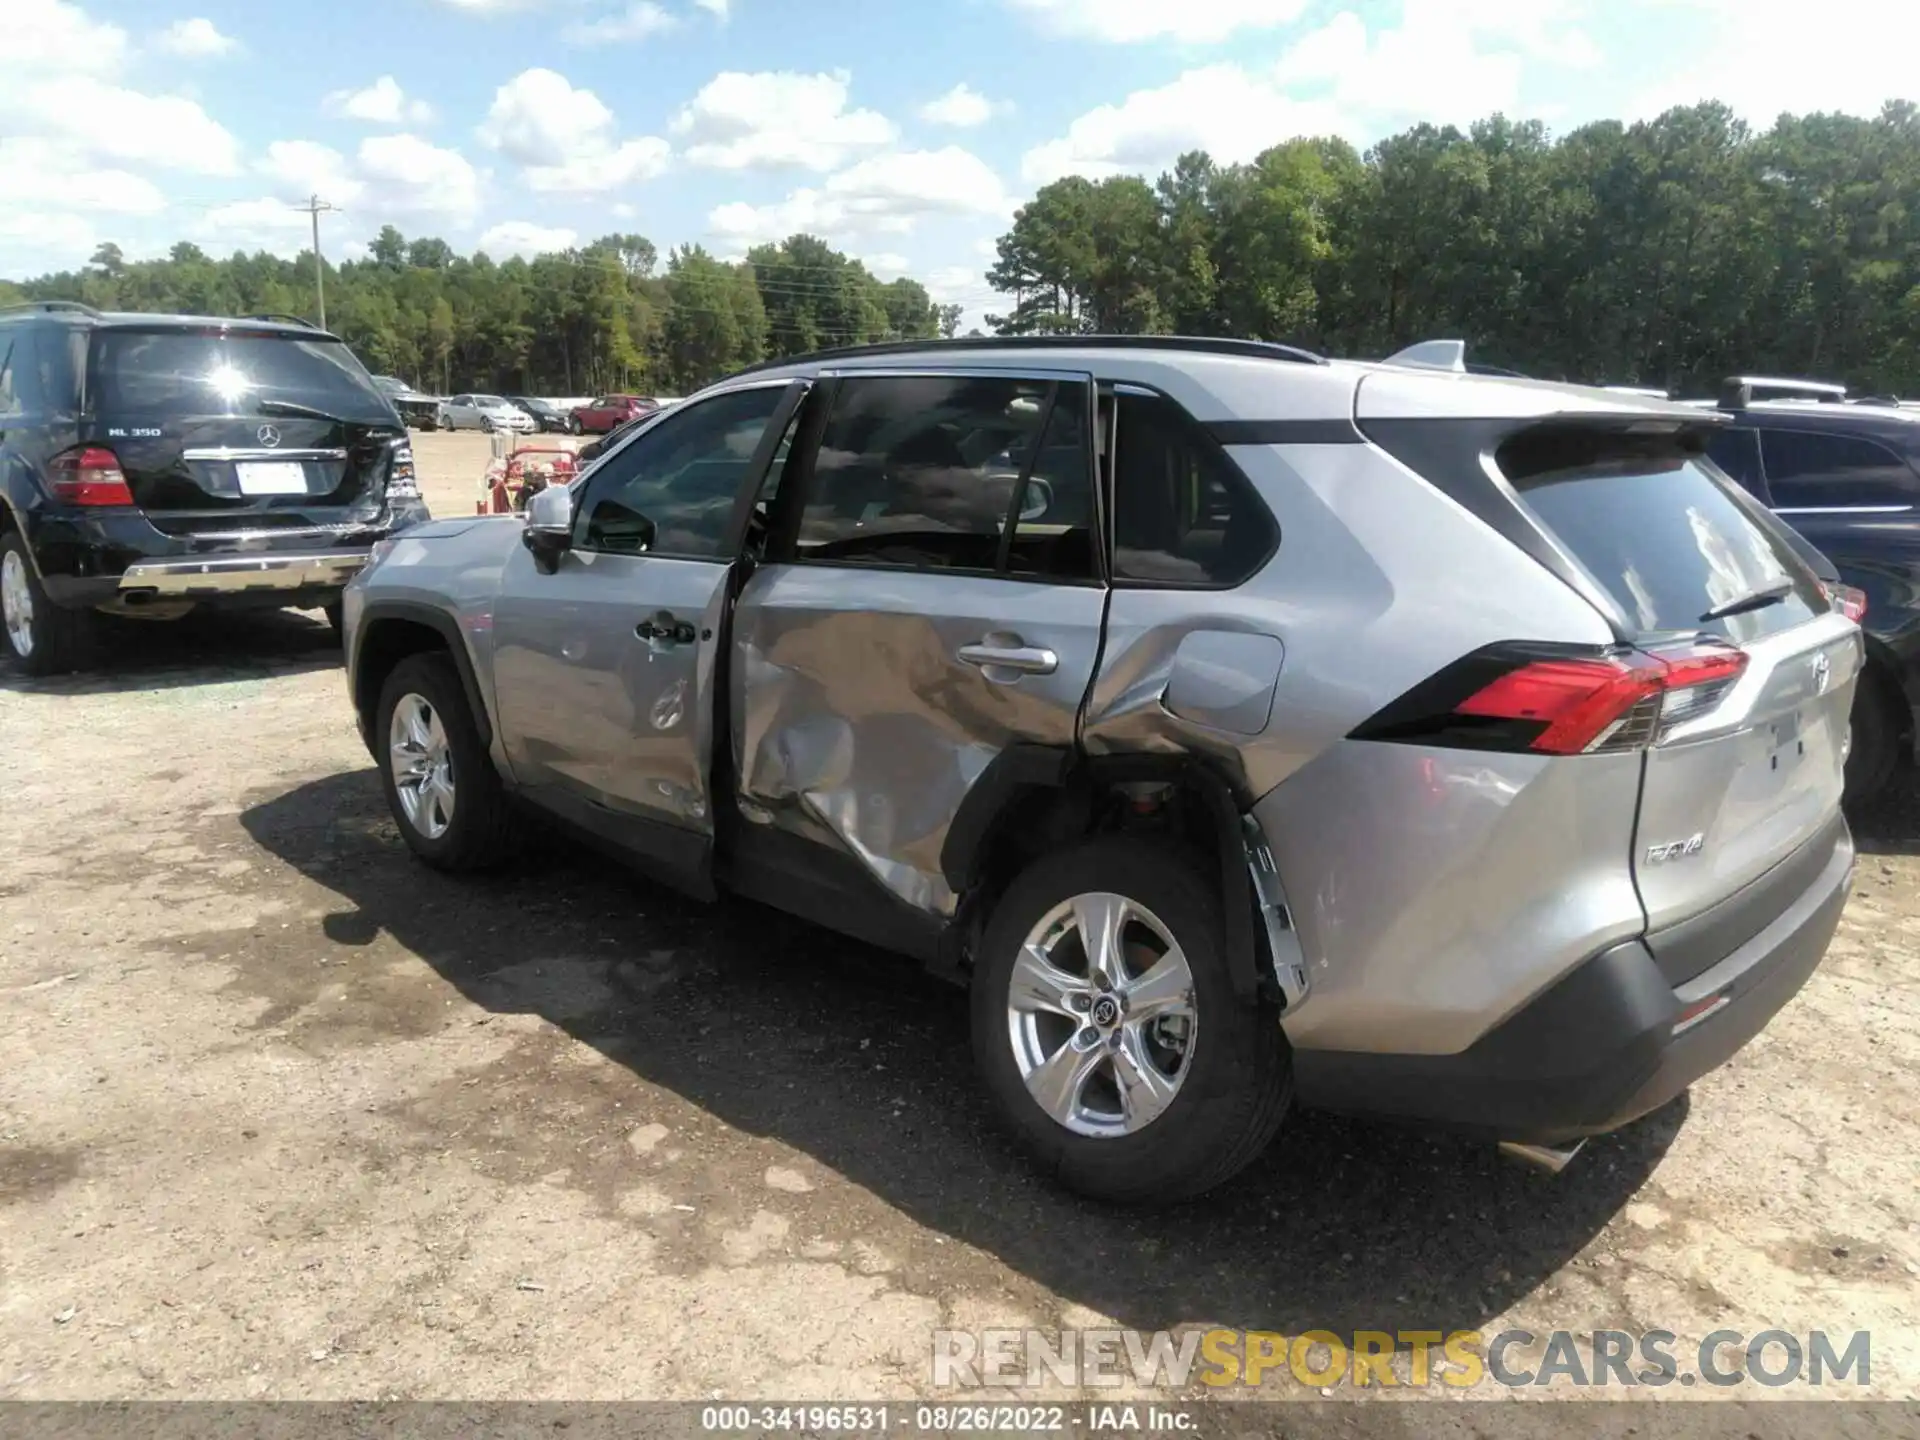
[296,194,337,328]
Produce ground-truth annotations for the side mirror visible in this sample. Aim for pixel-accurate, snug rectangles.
[522,484,575,574]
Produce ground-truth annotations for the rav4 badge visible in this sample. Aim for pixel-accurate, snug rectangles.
[1646,833,1706,864]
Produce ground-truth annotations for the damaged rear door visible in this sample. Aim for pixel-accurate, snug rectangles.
[728,368,1105,937]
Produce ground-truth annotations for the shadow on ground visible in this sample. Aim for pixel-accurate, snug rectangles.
[1848,778,1920,857]
[242,768,1682,1339]
[0,607,339,697]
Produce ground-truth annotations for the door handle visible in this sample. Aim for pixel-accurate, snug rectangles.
[957,642,1058,676]
[636,611,697,644]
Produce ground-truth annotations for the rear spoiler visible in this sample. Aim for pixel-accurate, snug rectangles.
[1380,339,1529,379]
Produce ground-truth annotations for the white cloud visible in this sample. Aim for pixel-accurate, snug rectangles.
[5,76,241,175]
[325,76,434,126]
[1630,0,1920,124]
[254,133,480,223]
[920,83,1010,128]
[0,211,104,277]
[0,138,166,214]
[156,17,238,57]
[1022,0,1601,185]
[1003,0,1309,43]
[6,0,128,78]
[710,146,1011,248]
[478,67,670,191]
[694,0,729,16]
[1022,65,1343,184]
[672,70,895,171]
[479,221,580,258]
[563,2,677,45]
[862,253,912,280]
[358,134,482,220]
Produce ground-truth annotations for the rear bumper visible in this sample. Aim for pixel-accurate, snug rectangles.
[1292,821,1854,1145]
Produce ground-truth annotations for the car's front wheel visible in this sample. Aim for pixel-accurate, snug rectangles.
[971,836,1292,1205]
[375,652,517,871]
[1,534,96,675]
[567,415,582,435]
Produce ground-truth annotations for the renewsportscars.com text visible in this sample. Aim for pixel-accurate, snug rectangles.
[931,1327,1872,1390]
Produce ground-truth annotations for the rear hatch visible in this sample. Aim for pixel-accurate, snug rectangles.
[84,324,407,537]
[1497,424,1861,980]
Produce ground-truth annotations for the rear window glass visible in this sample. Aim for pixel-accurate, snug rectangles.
[1499,428,1825,643]
[87,329,395,425]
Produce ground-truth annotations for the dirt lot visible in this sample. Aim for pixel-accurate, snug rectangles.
[2,429,1917,1404]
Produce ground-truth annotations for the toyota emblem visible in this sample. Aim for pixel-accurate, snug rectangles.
[257,424,281,448]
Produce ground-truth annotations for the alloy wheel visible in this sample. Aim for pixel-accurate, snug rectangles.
[1006,892,1198,1138]
[1,549,35,659]
[388,692,456,840]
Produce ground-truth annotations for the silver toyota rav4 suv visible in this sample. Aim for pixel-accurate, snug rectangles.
[342,336,1859,1205]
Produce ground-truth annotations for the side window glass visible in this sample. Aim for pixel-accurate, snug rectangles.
[1704,428,1763,495]
[1110,391,1276,586]
[1,328,46,416]
[0,340,18,419]
[795,374,1096,579]
[1760,429,1919,508]
[574,385,784,559]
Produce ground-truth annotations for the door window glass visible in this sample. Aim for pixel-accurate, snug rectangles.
[1758,428,1919,508]
[1109,391,1276,586]
[794,374,1096,580]
[573,384,785,559]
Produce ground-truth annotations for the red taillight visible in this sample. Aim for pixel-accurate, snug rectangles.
[1822,581,1867,624]
[49,446,135,507]
[1453,646,1749,755]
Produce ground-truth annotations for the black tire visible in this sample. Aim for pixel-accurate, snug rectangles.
[970,836,1292,1205]
[1844,664,1904,808]
[321,601,344,642]
[1,532,97,675]
[480,416,496,435]
[568,414,582,435]
[374,652,517,871]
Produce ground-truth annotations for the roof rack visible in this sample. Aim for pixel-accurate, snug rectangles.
[1717,375,1847,409]
[0,299,102,318]
[724,333,1327,380]
[241,311,318,328]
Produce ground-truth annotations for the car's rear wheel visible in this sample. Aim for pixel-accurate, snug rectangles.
[970,836,1292,1205]
[1844,663,1905,808]
[375,653,516,871]
[1,535,96,675]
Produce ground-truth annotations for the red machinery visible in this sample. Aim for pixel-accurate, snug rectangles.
[477,444,578,515]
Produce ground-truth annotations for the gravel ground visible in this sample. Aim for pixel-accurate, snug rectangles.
[1,430,1916,1405]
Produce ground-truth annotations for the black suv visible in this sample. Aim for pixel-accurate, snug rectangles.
[1702,377,1920,800]
[0,302,429,674]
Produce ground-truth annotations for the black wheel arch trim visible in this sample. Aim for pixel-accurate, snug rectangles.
[353,600,495,753]
[940,744,1265,1004]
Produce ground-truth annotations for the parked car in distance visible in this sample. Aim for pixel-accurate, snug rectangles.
[507,396,568,433]
[344,334,1859,1204]
[1701,376,1920,802]
[0,300,429,674]
[371,374,441,431]
[568,394,657,434]
[436,394,533,434]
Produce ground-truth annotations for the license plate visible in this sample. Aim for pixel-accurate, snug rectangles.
[235,461,307,496]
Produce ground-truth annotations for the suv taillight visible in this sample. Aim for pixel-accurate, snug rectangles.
[1353,642,1750,755]
[387,440,420,500]
[1821,581,1867,623]
[49,446,135,506]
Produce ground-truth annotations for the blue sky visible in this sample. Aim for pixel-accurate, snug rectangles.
[4,0,1915,325]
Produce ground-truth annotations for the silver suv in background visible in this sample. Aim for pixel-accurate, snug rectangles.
[342,336,1859,1204]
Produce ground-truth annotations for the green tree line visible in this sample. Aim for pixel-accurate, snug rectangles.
[1,228,961,397]
[988,100,1920,396]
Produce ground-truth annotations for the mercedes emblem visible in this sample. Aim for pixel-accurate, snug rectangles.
[256,424,281,448]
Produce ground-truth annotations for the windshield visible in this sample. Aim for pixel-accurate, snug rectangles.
[88,329,397,426]
[473,394,507,407]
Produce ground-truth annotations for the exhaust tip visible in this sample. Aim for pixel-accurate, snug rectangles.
[1499,1139,1586,1175]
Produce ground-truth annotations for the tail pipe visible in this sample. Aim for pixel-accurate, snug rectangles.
[1499,1139,1586,1175]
